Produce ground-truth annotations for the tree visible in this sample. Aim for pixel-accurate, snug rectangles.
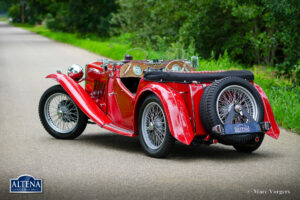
[112,0,299,75]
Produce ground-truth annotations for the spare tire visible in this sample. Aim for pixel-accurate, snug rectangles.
[199,77,264,145]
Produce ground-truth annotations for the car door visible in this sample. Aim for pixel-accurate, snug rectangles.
[106,77,135,129]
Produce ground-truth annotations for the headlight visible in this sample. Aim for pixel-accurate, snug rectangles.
[67,64,84,81]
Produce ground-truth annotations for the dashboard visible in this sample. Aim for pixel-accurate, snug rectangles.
[119,60,195,78]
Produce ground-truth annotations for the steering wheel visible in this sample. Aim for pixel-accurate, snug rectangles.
[165,60,194,72]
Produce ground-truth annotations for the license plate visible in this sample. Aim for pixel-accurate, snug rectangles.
[224,123,261,135]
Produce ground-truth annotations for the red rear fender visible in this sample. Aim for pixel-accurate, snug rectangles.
[135,83,194,145]
[254,84,280,139]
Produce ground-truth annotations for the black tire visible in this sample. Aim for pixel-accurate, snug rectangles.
[39,85,87,139]
[200,77,265,147]
[138,94,175,158]
[233,133,264,153]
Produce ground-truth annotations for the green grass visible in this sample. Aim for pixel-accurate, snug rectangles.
[13,23,300,133]
[12,24,165,60]
[0,16,9,22]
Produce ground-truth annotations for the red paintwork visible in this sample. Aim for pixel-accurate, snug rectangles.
[46,61,280,145]
[46,73,135,137]
[134,80,194,145]
[107,77,135,129]
[189,83,209,135]
[46,74,111,126]
[254,84,280,139]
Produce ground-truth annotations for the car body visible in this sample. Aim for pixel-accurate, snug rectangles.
[39,53,280,157]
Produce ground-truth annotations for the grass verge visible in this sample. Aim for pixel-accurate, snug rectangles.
[13,23,300,133]
[0,16,9,22]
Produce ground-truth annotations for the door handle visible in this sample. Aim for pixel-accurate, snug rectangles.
[108,92,116,96]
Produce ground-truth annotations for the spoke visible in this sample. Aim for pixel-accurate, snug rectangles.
[142,102,167,148]
[45,93,80,133]
[217,86,257,124]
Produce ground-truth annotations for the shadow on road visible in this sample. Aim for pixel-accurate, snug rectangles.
[80,133,142,154]
[75,132,279,161]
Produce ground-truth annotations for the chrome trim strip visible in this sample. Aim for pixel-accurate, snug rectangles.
[106,123,133,133]
[123,63,132,76]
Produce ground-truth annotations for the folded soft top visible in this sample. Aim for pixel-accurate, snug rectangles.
[143,70,254,83]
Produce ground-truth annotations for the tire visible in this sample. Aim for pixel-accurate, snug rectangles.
[233,133,264,153]
[138,94,175,158]
[39,85,87,139]
[200,77,265,148]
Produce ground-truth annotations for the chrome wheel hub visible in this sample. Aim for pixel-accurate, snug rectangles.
[147,122,154,131]
[234,104,242,113]
[141,102,166,150]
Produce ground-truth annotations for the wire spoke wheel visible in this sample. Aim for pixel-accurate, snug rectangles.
[139,94,174,157]
[141,102,166,150]
[39,85,87,139]
[200,77,265,148]
[44,93,79,134]
[216,85,259,124]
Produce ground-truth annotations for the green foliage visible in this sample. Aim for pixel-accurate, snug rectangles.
[255,76,300,132]
[44,0,118,36]
[7,0,117,36]
[0,0,11,13]
[112,0,300,77]
[67,0,117,35]
[7,0,299,77]
[8,4,20,22]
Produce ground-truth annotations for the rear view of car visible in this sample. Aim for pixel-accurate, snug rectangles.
[39,48,279,157]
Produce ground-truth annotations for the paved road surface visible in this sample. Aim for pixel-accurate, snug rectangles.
[0,22,299,200]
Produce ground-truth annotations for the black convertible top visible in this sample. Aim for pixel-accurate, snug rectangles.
[143,70,254,83]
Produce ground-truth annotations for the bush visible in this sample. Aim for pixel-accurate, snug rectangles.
[111,0,300,76]
[8,4,20,23]
[46,0,118,36]
[46,12,68,32]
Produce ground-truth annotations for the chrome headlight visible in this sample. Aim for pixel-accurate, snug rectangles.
[67,64,84,81]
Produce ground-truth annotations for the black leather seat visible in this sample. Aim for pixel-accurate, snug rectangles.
[143,70,254,83]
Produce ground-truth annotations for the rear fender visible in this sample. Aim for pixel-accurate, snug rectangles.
[254,84,280,139]
[135,83,194,145]
[46,73,112,126]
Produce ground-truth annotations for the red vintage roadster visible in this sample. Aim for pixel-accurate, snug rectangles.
[39,49,280,157]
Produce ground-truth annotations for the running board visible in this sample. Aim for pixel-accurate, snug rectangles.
[102,123,136,137]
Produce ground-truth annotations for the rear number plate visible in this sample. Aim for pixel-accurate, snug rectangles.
[224,123,261,135]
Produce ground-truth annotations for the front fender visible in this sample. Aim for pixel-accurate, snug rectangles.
[254,83,280,139]
[135,82,194,145]
[46,73,112,126]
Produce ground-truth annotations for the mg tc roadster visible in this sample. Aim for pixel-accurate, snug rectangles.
[39,49,280,157]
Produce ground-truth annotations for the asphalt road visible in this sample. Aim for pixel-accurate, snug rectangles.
[0,22,299,200]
